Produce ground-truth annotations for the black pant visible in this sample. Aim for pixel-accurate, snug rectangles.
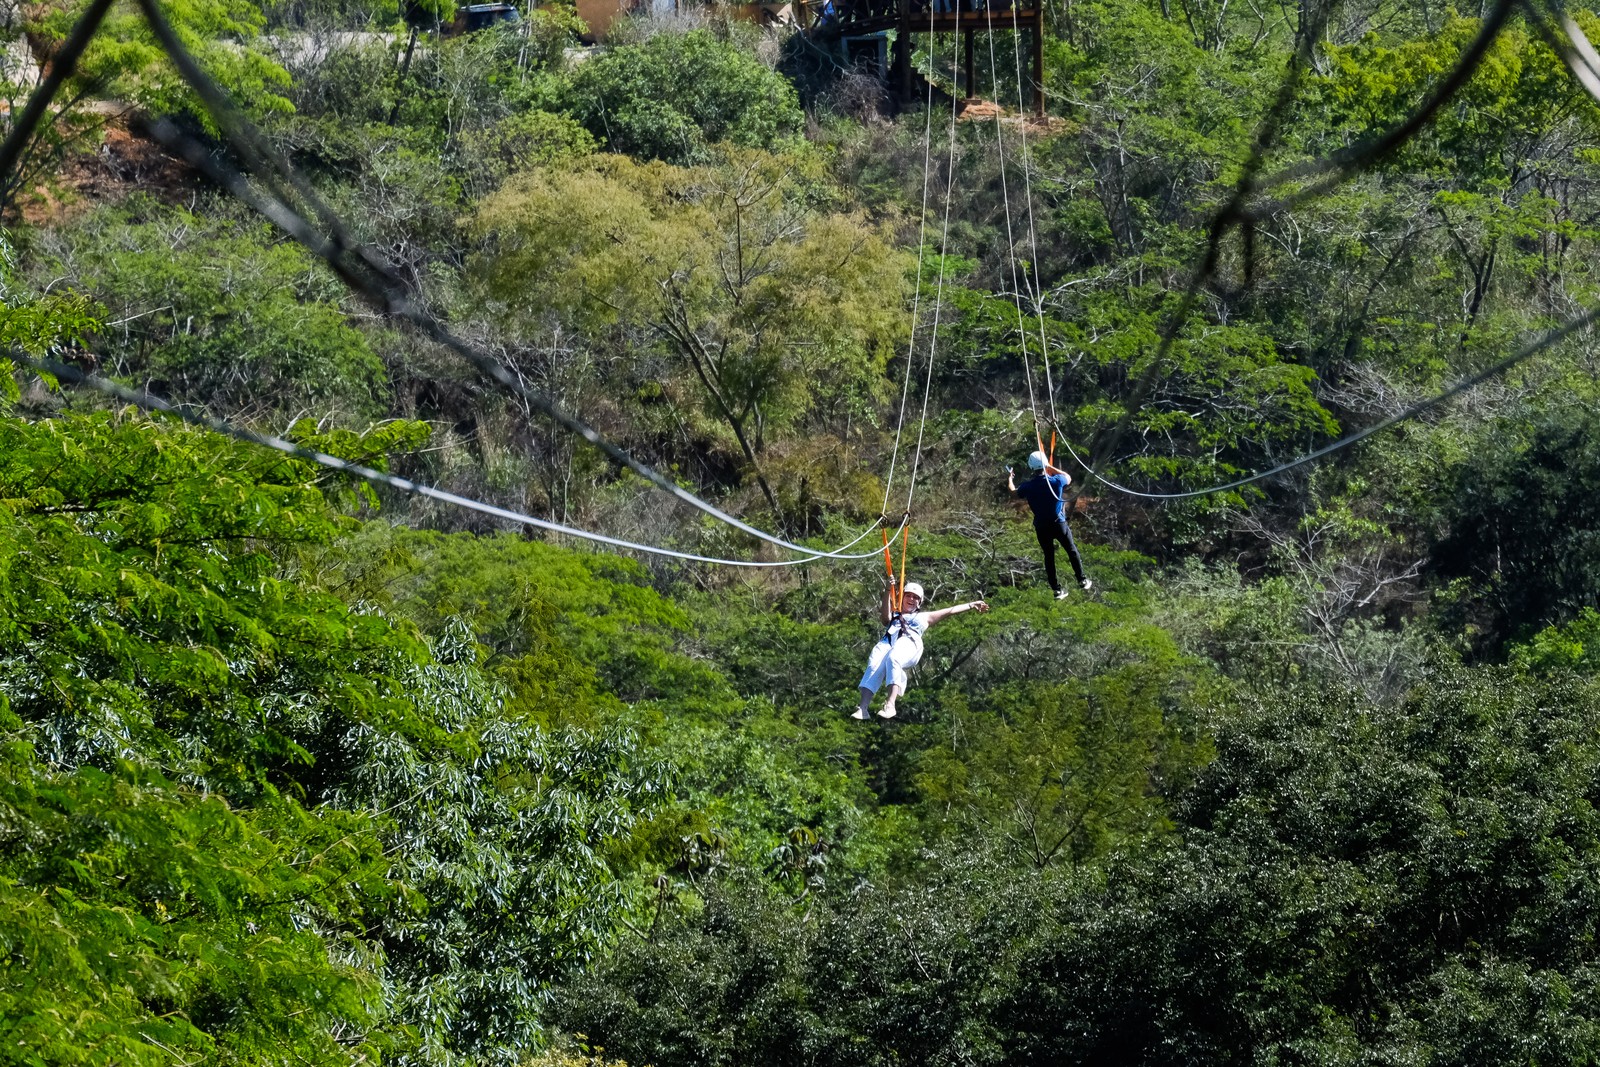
[1034,518,1085,591]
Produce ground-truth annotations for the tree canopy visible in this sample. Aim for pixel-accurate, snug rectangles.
[11,0,1600,1063]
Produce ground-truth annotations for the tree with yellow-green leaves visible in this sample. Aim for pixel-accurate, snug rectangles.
[468,148,911,530]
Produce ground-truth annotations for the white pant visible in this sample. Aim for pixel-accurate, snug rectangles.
[859,637,922,694]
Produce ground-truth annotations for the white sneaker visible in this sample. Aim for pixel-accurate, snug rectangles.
[850,708,870,720]
[877,706,898,719]
[1080,578,1093,592]
[1055,589,1070,601]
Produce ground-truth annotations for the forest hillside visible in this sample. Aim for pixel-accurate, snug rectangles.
[7,0,1600,1063]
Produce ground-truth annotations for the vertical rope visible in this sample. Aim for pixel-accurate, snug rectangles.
[983,0,1045,454]
[903,0,964,512]
[882,0,945,515]
[1008,12,1060,432]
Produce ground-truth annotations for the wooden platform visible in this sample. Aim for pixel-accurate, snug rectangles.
[802,1,1045,114]
[834,8,1040,34]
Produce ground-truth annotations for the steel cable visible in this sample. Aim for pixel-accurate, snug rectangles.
[19,353,905,567]
[121,0,891,562]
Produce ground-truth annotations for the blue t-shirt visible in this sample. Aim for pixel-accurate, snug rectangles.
[1017,473,1069,524]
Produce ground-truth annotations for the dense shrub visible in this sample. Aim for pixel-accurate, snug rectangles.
[561,30,803,164]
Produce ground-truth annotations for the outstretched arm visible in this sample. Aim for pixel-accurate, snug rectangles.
[881,584,895,625]
[925,600,990,626]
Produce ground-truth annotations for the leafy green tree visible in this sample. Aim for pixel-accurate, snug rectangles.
[1004,669,1600,1064]
[1317,14,1599,192]
[0,409,684,1064]
[1433,403,1600,649]
[40,0,295,126]
[563,669,1600,1067]
[329,626,673,1063]
[0,410,412,1062]
[0,757,389,1066]
[0,0,295,212]
[556,854,1049,1067]
[1510,607,1600,673]
[469,149,909,523]
[0,237,104,401]
[560,30,803,165]
[35,198,387,416]
[914,670,1195,868]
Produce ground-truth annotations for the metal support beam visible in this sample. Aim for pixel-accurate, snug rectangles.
[1032,16,1044,114]
[963,27,975,99]
[897,0,912,104]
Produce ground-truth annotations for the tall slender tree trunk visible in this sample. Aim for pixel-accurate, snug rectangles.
[387,25,420,126]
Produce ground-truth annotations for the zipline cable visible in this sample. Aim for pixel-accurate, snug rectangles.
[880,0,944,516]
[1014,0,1589,502]
[119,0,884,563]
[19,354,905,568]
[903,1,964,515]
[982,0,1045,454]
[1043,298,1600,499]
[1005,15,1060,435]
[0,0,115,203]
[881,7,966,610]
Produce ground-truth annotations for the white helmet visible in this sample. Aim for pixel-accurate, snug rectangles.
[901,581,926,602]
[1027,450,1048,470]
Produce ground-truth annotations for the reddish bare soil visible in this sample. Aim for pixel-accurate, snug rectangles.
[956,97,1070,132]
[19,118,201,224]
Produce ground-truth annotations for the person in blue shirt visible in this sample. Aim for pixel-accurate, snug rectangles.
[1009,450,1092,600]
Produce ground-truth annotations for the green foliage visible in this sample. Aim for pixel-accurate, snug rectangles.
[0,411,403,1061]
[1004,668,1600,1063]
[0,291,102,362]
[342,634,673,1063]
[1319,15,1600,190]
[0,411,686,1064]
[13,4,1600,1064]
[281,37,403,124]
[914,671,1193,868]
[937,272,1338,504]
[564,668,1600,1067]
[53,0,294,126]
[556,855,1052,1067]
[36,199,386,416]
[1434,403,1600,649]
[389,25,548,134]
[470,148,909,515]
[525,1046,634,1067]
[0,238,104,403]
[457,109,601,196]
[258,0,409,30]
[1511,608,1600,673]
[560,30,803,164]
[1040,0,1263,259]
[0,761,386,1066]
[520,4,589,72]
[317,522,716,718]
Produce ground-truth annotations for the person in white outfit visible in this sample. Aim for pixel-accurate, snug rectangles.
[853,581,988,720]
